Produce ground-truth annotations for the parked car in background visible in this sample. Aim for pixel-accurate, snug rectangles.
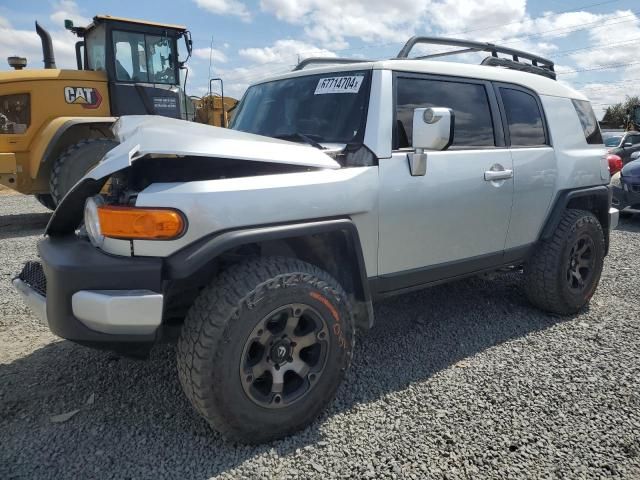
[602,130,640,163]
[611,150,640,217]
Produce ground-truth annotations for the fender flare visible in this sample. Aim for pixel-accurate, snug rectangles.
[164,218,375,328]
[539,185,612,249]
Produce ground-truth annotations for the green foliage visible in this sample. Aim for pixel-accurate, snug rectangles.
[601,95,640,128]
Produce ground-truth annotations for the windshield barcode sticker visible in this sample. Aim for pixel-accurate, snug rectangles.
[314,75,364,95]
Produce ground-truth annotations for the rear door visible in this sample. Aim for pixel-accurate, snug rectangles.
[494,85,557,250]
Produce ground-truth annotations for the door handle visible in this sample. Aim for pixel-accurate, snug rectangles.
[484,169,513,181]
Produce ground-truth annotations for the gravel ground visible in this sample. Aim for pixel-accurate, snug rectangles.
[1,194,639,479]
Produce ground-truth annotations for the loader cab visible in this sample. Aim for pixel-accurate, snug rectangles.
[68,15,192,119]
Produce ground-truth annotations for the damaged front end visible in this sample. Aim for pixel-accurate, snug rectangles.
[46,115,342,236]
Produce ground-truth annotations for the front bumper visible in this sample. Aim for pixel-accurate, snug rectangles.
[14,235,163,348]
[611,179,640,212]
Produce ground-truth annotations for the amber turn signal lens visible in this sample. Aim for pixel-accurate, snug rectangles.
[97,206,185,240]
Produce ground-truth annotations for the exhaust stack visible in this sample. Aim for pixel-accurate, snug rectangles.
[35,21,56,69]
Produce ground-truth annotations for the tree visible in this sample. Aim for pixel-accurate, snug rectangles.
[601,95,640,128]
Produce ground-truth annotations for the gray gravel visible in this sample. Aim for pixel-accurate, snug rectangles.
[1,195,640,479]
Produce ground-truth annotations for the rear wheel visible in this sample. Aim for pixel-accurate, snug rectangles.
[177,257,354,443]
[524,209,605,315]
[49,139,117,204]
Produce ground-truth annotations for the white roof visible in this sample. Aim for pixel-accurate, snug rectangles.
[257,59,586,101]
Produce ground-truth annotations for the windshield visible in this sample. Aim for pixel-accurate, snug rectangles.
[602,133,623,147]
[230,70,371,144]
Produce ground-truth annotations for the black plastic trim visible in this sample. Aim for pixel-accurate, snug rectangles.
[165,218,374,327]
[540,185,611,241]
[370,244,533,298]
[37,235,162,346]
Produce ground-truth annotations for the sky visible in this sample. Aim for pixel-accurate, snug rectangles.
[0,0,639,119]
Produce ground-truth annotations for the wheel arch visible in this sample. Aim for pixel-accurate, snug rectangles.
[30,117,116,182]
[540,185,612,252]
[164,218,375,330]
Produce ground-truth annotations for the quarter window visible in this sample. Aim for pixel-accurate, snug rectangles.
[572,99,603,145]
[395,77,495,149]
[500,88,546,146]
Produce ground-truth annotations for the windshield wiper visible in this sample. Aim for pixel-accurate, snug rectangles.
[273,132,326,150]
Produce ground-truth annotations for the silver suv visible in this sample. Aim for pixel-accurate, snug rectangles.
[14,37,619,443]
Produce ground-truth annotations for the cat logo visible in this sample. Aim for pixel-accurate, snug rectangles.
[63,86,102,109]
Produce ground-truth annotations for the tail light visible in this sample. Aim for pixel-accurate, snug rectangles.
[607,154,623,175]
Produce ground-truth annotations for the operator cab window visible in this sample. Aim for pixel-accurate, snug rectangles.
[85,24,106,71]
[112,30,177,84]
[113,31,146,82]
[500,88,547,147]
[394,76,496,149]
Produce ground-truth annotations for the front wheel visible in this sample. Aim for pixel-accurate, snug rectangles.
[34,193,56,211]
[177,257,354,443]
[524,209,605,315]
[49,138,117,204]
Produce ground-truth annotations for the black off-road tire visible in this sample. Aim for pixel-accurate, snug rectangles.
[49,138,117,204]
[34,193,56,211]
[524,209,605,315]
[177,257,355,443]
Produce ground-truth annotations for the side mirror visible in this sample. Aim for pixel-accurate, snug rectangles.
[408,107,454,176]
[623,142,633,148]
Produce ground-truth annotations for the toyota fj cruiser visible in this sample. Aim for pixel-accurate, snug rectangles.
[14,37,618,443]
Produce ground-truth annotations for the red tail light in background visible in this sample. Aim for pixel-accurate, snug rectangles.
[608,154,623,175]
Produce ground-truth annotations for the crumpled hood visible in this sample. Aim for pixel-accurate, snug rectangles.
[46,115,341,236]
[87,115,339,181]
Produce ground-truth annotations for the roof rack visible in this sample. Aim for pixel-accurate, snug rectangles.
[293,57,374,71]
[395,36,556,80]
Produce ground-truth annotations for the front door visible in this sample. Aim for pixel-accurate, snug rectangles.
[378,74,514,287]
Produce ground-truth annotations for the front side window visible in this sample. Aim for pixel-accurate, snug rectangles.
[626,134,640,146]
[395,77,495,149]
[112,30,177,84]
[230,71,371,145]
[500,88,547,147]
[572,99,603,145]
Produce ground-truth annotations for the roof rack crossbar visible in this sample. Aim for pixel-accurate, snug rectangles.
[412,47,482,60]
[396,36,556,79]
[293,57,374,71]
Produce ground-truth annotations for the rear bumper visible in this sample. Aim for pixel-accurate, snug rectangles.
[15,235,164,349]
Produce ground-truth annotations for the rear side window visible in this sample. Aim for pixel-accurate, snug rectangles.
[500,88,546,146]
[572,99,603,145]
[395,77,495,148]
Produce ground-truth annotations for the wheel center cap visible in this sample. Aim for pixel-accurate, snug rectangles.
[271,340,291,364]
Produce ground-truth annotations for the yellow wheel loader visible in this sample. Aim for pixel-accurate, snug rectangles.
[0,15,194,209]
